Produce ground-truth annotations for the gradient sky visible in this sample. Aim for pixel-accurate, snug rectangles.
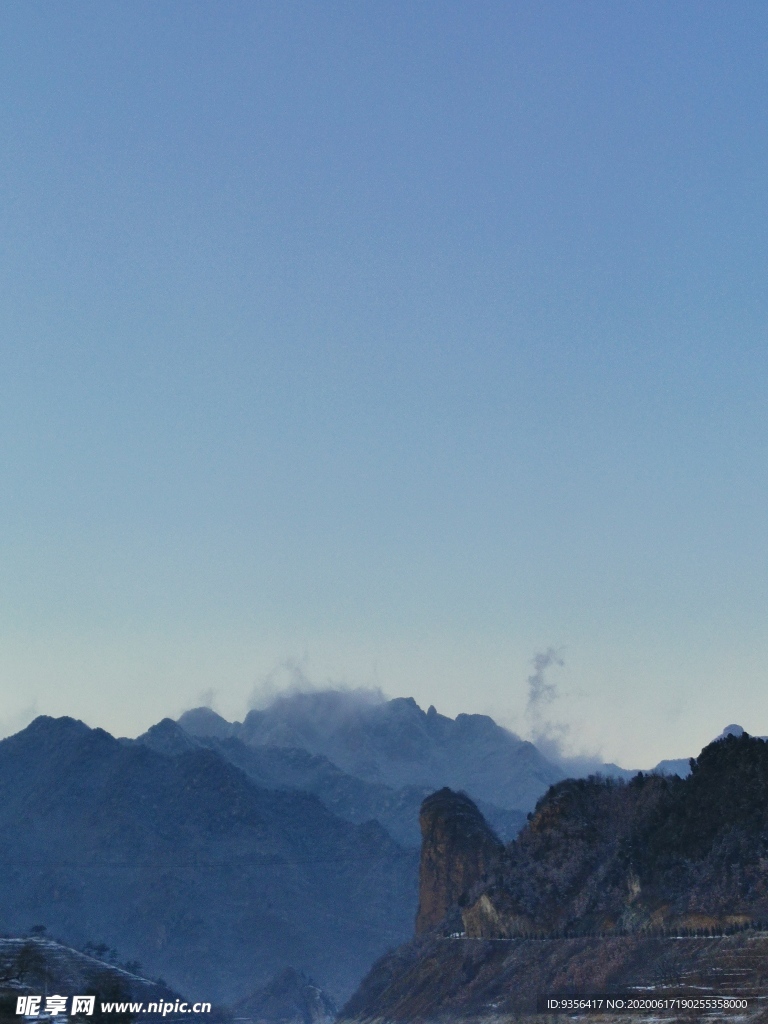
[2,1,768,767]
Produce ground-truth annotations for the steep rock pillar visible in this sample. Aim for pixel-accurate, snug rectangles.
[415,787,504,935]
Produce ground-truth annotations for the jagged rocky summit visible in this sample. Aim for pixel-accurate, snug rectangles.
[178,693,564,813]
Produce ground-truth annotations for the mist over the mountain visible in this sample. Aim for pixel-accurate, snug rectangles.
[178,683,727,822]
[179,689,565,813]
[521,649,639,780]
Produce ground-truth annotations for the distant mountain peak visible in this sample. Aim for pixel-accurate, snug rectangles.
[652,724,756,779]
[21,715,92,737]
[134,718,201,756]
[177,706,236,739]
[7,715,115,755]
[234,966,337,1024]
[389,696,420,712]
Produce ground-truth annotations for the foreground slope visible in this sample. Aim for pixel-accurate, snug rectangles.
[0,716,417,1004]
[341,932,768,1023]
[0,937,180,1021]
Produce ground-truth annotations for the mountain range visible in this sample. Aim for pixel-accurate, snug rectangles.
[179,692,563,814]
[171,693,570,846]
[0,690,748,1017]
[0,715,416,1005]
[0,692,579,1010]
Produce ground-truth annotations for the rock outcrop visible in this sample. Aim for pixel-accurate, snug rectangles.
[414,788,504,934]
[341,732,768,1023]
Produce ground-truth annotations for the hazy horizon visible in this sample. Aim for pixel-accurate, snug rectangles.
[0,674,744,774]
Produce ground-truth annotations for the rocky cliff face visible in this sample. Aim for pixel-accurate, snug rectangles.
[414,788,504,935]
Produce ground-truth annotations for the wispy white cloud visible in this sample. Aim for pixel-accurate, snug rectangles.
[0,701,39,740]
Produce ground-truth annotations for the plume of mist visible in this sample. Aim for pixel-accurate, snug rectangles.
[525,647,573,763]
[527,648,564,713]
[248,656,386,719]
[197,688,216,710]
[525,648,616,773]
[249,655,315,710]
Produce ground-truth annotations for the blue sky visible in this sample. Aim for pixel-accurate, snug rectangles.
[2,1,767,766]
